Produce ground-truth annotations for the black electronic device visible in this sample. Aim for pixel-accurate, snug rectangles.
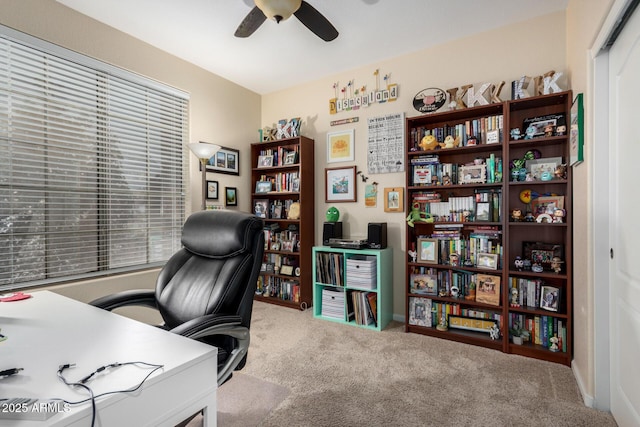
[323,222,343,245]
[327,238,368,250]
[367,222,387,249]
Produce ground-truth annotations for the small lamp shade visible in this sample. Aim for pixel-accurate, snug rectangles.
[189,142,221,160]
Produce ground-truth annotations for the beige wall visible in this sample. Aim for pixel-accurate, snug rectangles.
[262,11,567,322]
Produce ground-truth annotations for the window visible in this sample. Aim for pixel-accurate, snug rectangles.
[0,26,188,291]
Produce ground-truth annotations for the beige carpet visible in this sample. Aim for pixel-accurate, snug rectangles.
[192,300,617,426]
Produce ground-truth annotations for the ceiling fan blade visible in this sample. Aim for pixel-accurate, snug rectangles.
[234,6,267,38]
[293,1,338,42]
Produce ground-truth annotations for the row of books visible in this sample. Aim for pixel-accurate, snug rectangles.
[408,114,504,150]
[410,270,502,306]
[257,275,300,303]
[315,252,344,286]
[348,290,377,327]
[508,277,545,309]
[412,235,503,269]
[256,146,298,167]
[410,156,503,187]
[255,171,300,193]
[411,189,502,223]
[255,198,297,220]
[261,253,297,274]
[408,296,503,328]
[508,313,568,352]
[263,224,299,252]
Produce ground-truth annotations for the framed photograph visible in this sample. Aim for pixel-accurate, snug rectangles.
[475,273,501,306]
[283,151,298,165]
[291,177,300,192]
[206,180,218,200]
[327,129,355,163]
[253,198,268,218]
[416,238,438,264]
[409,273,437,295]
[384,187,404,212]
[526,157,563,180]
[408,297,432,327]
[272,204,283,219]
[522,113,565,138]
[475,202,491,222]
[460,164,486,184]
[225,187,237,207]
[206,146,239,176]
[257,155,274,168]
[325,166,357,202]
[531,195,565,216]
[280,265,294,276]
[255,180,272,194]
[540,285,561,312]
[522,241,564,272]
[476,252,498,270]
[570,93,584,166]
[448,315,498,334]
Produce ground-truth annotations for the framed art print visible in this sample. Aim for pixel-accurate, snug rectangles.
[327,129,355,163]
[207,146,240,175]
[384,187,404,212]
[206,180,218,200]
[225,187,237,207]
[416,238,438,264]
[540,285,561,312]
[325,166,357,202]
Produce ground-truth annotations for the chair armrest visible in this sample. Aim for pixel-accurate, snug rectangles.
[89,289,158,311]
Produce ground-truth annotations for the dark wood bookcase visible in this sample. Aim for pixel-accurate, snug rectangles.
[251,136,315,310]
[404,91,573,365]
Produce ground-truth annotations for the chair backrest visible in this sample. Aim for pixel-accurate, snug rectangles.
[155,210,264,331]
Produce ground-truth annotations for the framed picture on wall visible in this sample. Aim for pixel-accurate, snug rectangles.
[225,187,237,207]
[206,146,240,175]
[206,180,218,200]
[325,166,357,202]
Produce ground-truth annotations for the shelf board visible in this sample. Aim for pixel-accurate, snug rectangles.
[406,324,503,350]
[508,342,571,366]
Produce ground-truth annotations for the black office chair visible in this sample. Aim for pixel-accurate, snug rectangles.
[90,210,264,386]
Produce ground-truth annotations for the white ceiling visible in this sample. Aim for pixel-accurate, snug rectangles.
[56,0,568,95]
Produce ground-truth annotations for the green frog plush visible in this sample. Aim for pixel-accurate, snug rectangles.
[406,202,434,227]
[325,206,340,222]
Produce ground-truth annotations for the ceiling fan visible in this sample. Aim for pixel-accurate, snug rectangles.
[235,0,339,42]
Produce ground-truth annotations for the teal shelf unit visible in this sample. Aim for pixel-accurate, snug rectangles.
[312,246,393,331]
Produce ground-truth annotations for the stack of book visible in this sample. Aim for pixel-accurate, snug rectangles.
[321,288,345,319]
[345,255,377,290]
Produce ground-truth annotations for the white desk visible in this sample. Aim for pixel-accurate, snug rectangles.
[0,291,217,426]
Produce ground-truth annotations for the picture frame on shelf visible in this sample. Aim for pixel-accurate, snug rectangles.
[460,164,486,184]
[326,129,355,163]
[325,166,357,202]
[257,155,274,168]
[408,297,432,327]
[272,204,283,219]
[280,265,294,276]
[540,285,561,312]
[206,180,218,200]
[570,93,584,166]
[253,199,268,218]
[206,146,240,176]
[255,180,272,194]
[416,238,438,264]
[531,195,565,216]
[475,202,491,222]
[291,177,300,192]
[225,187,237,207]
[447,315,499,334]
[475,273,501,306]
[476,253,498,270]
[522,241,564,272]
[283,151,298,165]
[409,273,437,295]
[383,187,404,212]
[522,113,565,138]
[526,157,563,180]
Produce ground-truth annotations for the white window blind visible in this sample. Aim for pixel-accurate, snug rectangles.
[0,27,188,290]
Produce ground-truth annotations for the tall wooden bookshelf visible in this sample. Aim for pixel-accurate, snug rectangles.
[251,136,314,310]
[404,91,573,365]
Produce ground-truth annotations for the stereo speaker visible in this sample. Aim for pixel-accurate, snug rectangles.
[322,222,343,245]
[367,222,387,249]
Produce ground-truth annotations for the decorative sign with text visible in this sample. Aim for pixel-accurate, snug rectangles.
[329,69,398,115]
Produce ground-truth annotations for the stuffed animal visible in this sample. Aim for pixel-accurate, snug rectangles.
[419,134,438,151]
[439,135,460,149]
[406,202,434,227]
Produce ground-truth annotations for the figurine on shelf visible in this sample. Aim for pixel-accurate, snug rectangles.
[442,173,452,185]
[467,136,478,146]
[555,125,567,136]
[554,163,567,180]
[510,128,522,140]
[524,211,535,222]
[419,134,439,151]
[553,208,566,223]
[510,287,521,307]
[511,209,522,222]
[514,256,524,271]
[551,256,564,274]
[489,323,500,340]
[408,249,417,263]
[406,202,434,227]
[524,124,537,139]
[523,259,532,271]
[439,135,459,149]
[449,253,460,267]
[436,316,448,331]
[549,335,560,352]
[532,263,544,273]
[450,285,460,298]
[544,124,555,137]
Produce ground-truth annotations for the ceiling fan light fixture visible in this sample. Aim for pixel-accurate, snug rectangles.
[255,0,302,22]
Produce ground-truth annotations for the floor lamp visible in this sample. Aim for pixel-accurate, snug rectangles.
[188,142,221,210]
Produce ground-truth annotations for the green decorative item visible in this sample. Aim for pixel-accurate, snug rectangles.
[406,202,434,227]
[326,206,340,222]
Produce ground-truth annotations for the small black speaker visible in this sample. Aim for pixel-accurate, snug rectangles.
[368,222,387,249]
[323,222,343,245]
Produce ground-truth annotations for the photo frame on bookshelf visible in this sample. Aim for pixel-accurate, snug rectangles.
[284,151,298,165]
[206,180,218,200]
[476,253,498,270]
[292,177,300,192]
[408,297,432,327]
[384,187,404,212]
[522,241,564,272]
[522,113,566,138]
[475,274,501,306]
[460,164,486,184]
[254,199,268,218]
[255,181,272,194]
[540,285,561,312]
[207,146,239,176]
[416,238,438,264]
[526,157,563,180]
[448,315,498,334]
[409,273,437,295]
[280,265,294,276]
[257,155,274,168]
[475,202,491,222]
[272,204,283,219]
[531,195,564,216]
